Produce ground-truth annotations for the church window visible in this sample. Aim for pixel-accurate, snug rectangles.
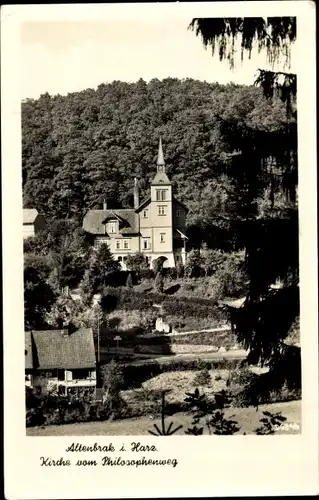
[143,209,148,218]
[118,256,122,262]
[116,240,121,249]
[156,189,167,201]
[160,233,165,243]
[176,209,181,217]
[124,240,129,249]
[158,205,166,216]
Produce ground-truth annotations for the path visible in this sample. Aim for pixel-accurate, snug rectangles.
[139,325,232,339]
[127,349,248,366]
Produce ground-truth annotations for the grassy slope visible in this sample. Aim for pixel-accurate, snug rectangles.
[26,400,301,436]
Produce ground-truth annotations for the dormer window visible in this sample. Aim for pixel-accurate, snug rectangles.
[109,221,117,233]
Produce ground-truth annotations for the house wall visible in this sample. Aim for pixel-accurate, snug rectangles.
[23,224,35,239]
[172,202,187,232]
[150,185,173,254]
[94,235,140,254]
[90,184,187,268]
[139,203,152,229]
[31,369,97,393]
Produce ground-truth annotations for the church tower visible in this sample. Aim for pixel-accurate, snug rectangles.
[149,138,174,266]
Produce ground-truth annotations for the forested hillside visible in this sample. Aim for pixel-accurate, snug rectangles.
[22,77,293,242]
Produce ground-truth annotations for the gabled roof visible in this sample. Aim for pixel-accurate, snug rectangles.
[173,197,189,212]
[25,328,96,370]
[83,209,139,235]
[23,208,38,224]
[136,197,151,211]
[175,228,188,240]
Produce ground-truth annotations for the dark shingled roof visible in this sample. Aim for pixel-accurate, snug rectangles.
[83,209,139,235]
[23,208,38,224]
[25,328,96,370]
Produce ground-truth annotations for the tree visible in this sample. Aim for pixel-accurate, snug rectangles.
[100,360,124,406]
[189,18,296,114]
[45,294,82,329]
[24,220,93,291]
[81,244,121,296]
[154,271,164,294]
[152,256,167,275]
[185,249,202,278]
[125,252,149,282]
[200,245,225,276]
[190,17,299,369]
[24,256,56,330]
[22,78,290,228]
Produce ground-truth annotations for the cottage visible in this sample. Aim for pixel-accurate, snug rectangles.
[25,328,97,395]
[83,139,188,268]
[23,208,46,239]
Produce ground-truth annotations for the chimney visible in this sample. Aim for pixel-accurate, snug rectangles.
[103,199,107,210]
[134,178,139,209]
[62,321,70,336]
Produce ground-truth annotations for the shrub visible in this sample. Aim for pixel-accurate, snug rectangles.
[176,261,184,278]
[210,251,247,298]
[154,272,164,294]
[227,366,257,388]
[193,368,211,386]
[139,268,155,281]
[185,249,202,278]
[167,267,177,280]
[126,273,133,288]
[196,360,212,371]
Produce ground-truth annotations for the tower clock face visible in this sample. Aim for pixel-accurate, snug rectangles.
[158,165,164,172]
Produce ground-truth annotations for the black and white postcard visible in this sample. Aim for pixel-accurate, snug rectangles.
[2,2,318,498]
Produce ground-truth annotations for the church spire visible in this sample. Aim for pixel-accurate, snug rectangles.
[151,138,171,185]
[157,137,165,172]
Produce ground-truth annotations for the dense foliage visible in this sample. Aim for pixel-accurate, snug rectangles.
[22,60,298,364]
[22,78,291,234]
[189,17,299,368]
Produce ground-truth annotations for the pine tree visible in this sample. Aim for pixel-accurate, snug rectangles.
[190,17,300,377]
[85,244,121,295]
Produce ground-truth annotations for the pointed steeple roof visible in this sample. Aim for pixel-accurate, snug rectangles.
[151,138,171,185]
[157,137,165,166]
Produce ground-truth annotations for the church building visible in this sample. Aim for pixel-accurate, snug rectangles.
[82,139,188,268]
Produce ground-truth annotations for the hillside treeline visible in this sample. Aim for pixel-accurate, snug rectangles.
[22,78,296,249]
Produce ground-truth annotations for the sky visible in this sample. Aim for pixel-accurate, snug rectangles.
[21,17,293,100]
